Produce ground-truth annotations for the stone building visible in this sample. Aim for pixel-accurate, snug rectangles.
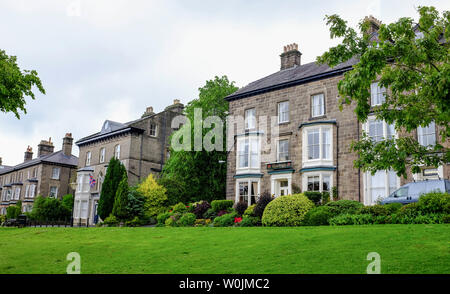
[73,100,184,225]
[0,134,78,215]
[224,22,449,206]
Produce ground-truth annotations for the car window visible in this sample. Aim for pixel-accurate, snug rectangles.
[445,180,450,193]
[396,187,408,197]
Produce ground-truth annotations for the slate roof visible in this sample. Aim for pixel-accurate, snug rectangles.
[0,151,78,175]
[225,57,359,101]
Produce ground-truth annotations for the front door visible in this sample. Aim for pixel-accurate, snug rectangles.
[279,180,289,196]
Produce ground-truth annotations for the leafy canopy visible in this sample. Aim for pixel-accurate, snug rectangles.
[137,173,168,218]
[98,157,127,220]
[317,6,450,177]
[0,49,45,118]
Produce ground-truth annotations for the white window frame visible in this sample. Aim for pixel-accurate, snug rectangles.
[149,123,157,137]
[52,167,60,180]
[86,151,91,166]
[364,116,396,142]
[236,135,260,174]
[270,173,292,197]
[80,200,88,218]
[278,101,289,124]
[14,187,21,200]
[417,121,436,147]
[311,94,325,117]
[277,139,289,162]
[302,125,333,168]
[114,145,121,160]
[245,108,256,130]
[49,186,58,198]
[235,178,260,206]
[370,82,386,106]
[363,170,399,205]
[99,148,106,163]
[302,171,333,194]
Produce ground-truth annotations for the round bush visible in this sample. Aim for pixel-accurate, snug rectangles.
[243,204,256,217]
[417,192,450,214]
[172,202,188,213]
[178,213,196,226]
[303,206,335,226]
[262,194,314,227]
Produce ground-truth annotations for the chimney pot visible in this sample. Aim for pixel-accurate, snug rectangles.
[173,99,180,105]
[38,138,55,157]
[62,133,73,156]
[280,42,302,70]
[24,146,33,162]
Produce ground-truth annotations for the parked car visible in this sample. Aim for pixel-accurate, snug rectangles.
[380,179,450,205]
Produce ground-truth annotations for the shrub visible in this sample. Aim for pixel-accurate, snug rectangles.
[253,191,273,218]
[0,215,6,225]
[384,202,402,214]
[303,206,335,226]
[304,191,322,206]
[262,194,314,227]
[443,214,450,223]
[125,216,142,227]
[322,192,330,204]
[239,216,260,227]
[157,176,189,206]
[6,204,22,219]
[165,216,177,227]
[203,208,217,220]
[213,212,237,227]
[417,192,450,214]
[194,219,212,227]
[178,213,196,226]
[103,214,119,226]
[126,187,146,220]
[359,204,390,216]
[156,211,172,225]
[243,204,256,217]
[137,174,168,218]
[172,202,188,213]
[217,210,229,217]
[98,157,127,220]
[112,174,130,220]
[234,201,248,216]
[329,213,375,225]
[211,200,234,212]
[29,196,71,221]
[61,194,74,213]
[192,201,211,219]
[398,203,420,218]
[325,199,364,215]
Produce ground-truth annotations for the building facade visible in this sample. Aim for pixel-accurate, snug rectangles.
[225,31,449,206]
[73,100,184,225]
[0,134,78,215]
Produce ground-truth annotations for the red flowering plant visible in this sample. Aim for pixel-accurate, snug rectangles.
[234,217,242,224]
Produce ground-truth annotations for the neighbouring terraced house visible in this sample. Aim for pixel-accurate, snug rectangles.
[224,16,449,206]
[73,100,184,225]
[0,134,78,215]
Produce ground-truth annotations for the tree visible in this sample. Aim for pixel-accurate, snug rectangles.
[137,174,168,218]
[0,49,45,118]
[112,172,129,220]
[317,6,449,177]
[61,194,74,214]
[161,76,238,202]
[29,196,71,221]
[98,157,126,220]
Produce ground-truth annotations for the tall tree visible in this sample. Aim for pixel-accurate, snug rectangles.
[112,171,129,220]
[0,49,45,118]
[161,76,238,203]
[98,157,126,220]
[317,6,449,177]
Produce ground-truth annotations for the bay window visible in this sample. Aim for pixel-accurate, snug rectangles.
[236,179,260,206]
[237,136,260,172]
[302,172,332,193]
[302,124,333,167]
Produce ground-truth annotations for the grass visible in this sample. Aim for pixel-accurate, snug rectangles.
[0,224,449,274]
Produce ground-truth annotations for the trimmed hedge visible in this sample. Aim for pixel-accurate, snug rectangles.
[262,194,314,227]
[213,212,238,227]
[303,206,335,226]
[211,200,234,212]
[325,199,364,215]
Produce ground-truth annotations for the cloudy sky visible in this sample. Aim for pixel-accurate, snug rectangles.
[0,0,448,165]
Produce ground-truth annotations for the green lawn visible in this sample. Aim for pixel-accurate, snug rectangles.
[0,225,449,274]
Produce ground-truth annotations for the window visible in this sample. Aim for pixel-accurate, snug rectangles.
[32,168,37,178]
[86,151,91,166]
[237,137,260,170]
[25,185,30,198]
[277,139,289,162]
[28,184,36,198]
[99,148,106,163]
[49,186,58,198]
[278,101,289,123]
[114,145,121,159]
[303,172,332,193]
[149,123,157,137]
[52,167,60,180]
[307,176,320,191]
[245,108,256,130]
[365,170,398,205]
[236,180,259,206]
[370,82,386,106]
[366,117,395,142]
[307,128,331,160]
[311,94,325,117]
[417,122,436,147]
[14,187,21,200]
[81,200,88,218]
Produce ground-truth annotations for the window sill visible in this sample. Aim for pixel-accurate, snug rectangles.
[309,115,327,121]
[278,121,290,126]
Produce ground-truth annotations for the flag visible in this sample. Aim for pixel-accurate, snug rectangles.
[89,175,96,188]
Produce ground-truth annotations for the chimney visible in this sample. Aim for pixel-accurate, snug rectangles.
[24,146,33,162]
[363,15,382,35]
[280,43,302,70]
[37,137,54,157]
[173,99,180,105]
[62,133,73,156]
[142,106,155,118]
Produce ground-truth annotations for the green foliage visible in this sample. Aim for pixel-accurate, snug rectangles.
[29,196,71,221]
[331,186,339,200]
[304,191,331,206]
[178,213,196,227]
[317,7,450,176]
[103,214,119,226]
[98,158,126,220]
[443,214,450,223]
[213,211,238,227]
[194,218,212,227]
[325,199,364,215]
[156,212,173,226]
[157,177,189,206]
[165,213,182,227]
[234,201,248,216]
[243,204,256,217]
[211,200,234,212]
[0,49,46,118]
[125,216,143,227]
[126,187,146,220]
[137,174,168,218]
[239,216,260,227]
[417,192,450,214]
[112,173,130,220]
[6,204,21,219]
[61,194,74,213]
[172,202,188,213]
[303,206,336,226]
[384,202,403,214]
[262,194,314,227]
[161,76,238,203]
[0,214,6,224]
[397,203,420,218]
[359,204,390,216]
[329,213,375,225]
[203,208,217,220]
